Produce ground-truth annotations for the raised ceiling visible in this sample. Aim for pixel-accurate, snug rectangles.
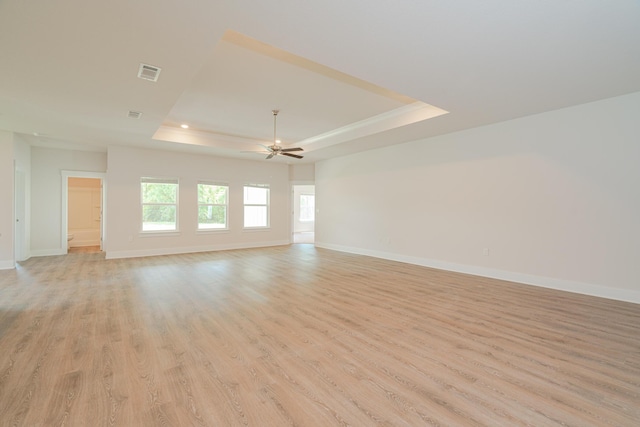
[154,30,447,158]
[1,1,639,163]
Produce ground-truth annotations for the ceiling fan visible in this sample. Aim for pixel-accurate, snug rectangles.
[251,110,304,160]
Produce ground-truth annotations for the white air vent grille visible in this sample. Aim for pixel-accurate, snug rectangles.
[137,63,161,82]
[127,110,143,119]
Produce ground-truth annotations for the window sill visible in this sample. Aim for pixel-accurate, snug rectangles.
[242,227,271,232]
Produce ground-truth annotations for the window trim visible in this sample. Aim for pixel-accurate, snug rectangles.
[197,181,229,231]
[243,184,270,229]
[140,177,179,233]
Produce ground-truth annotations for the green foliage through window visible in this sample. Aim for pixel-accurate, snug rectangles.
[198,183,228,229]
[141,178,178,231]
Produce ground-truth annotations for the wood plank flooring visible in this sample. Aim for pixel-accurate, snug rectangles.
[0,245,638,426]
[67,246,101,254]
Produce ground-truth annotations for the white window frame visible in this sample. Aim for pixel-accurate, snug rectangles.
[197,182,229,231]
[140,177,179,233]
[243,184,270,229]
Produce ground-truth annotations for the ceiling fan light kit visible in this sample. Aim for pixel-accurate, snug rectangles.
[249,110,304,160]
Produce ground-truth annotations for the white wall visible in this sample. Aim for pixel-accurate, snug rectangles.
[289,163,315,182]
[31,147,107,255]
[0,131,14,269]
[105,146,291,258]
[316,91,640,303]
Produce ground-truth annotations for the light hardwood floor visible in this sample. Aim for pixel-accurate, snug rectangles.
[0,245,638,426]
[67,246,101,254]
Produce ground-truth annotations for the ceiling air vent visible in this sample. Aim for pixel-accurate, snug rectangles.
[127,110,143,119]
[137,63,161,82]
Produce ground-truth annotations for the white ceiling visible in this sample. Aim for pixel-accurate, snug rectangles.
[1,0,639,163]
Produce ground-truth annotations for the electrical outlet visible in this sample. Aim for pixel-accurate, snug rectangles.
[482,248,490,256]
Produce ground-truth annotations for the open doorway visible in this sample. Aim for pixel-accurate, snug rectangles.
[292,184,315,244]
[67,178,102,252]
[62,171,106,254]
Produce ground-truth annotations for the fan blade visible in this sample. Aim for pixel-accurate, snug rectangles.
[280,147,304,152]
[281,152,303,159]
[259,144,275,152]
[266,152,276,159]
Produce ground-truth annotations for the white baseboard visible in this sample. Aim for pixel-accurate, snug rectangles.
[315,242,640,305]
[0,260,15,270]
[16,254,31,263]
[30,248,66,257]
[106,240,291,260]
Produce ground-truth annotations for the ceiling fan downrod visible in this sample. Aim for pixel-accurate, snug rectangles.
[273,109,279,146]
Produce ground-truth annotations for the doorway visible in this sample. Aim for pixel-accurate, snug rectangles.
[292,184,315,244]
[62,171,106,253]
[67,178,102,252]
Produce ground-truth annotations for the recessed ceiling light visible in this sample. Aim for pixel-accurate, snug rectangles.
[180,124,189,129]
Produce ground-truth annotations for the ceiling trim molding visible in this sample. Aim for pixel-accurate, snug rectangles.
[153,126,270,149]
[297,102,449,151]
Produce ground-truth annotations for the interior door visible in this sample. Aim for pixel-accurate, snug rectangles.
[14,168,26,262]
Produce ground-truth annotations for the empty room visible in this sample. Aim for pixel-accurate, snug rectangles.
[1,1,639,425]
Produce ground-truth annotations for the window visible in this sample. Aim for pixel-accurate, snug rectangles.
[141,177,178,231]
[299,194,315,222]
[198,183,228,230]
[244,185,269,228]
